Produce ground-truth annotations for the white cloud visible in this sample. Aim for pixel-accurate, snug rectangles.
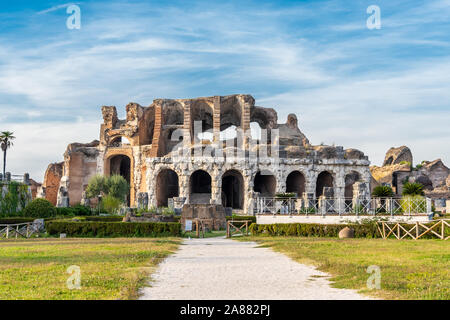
[1,0,449,180]
[5,120,100,182]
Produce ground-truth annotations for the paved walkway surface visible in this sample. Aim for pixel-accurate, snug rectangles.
[139,237,371,300]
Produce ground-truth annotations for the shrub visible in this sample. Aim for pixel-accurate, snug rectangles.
[226,215,256,223]
[249,223,379,238]
[105,175,129,201]
[0,217,35,224]
[72,204,92,216]
[372,185,394,198]
[275,193,296,198]
[101,195,122,214]
[86,174,129,202]
[56,207,75,217]
[0,181,31,216]
[23,199,57,218]
[160,207,175,216]
[45,221,181,237]
[83,216,123,222]
[400,195,427,214]
[402,182,425,196]
[85,175,106,199]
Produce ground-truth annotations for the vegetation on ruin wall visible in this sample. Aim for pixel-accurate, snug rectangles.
[1,197,93,219]
[242,237,449,300]
[249,222,449,239]
[0,181,31,217]
[46,221,181,237]
[0,238,180,300]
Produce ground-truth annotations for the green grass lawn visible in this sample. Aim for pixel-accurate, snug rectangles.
[0,238,180,300]
[241,236,450,300]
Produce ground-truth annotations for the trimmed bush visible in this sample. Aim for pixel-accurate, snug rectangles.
[226,215,256,226]
[249,223,379,238]
[45,221,181,237]
[0,217,35,224]
[23,199,57,218]
[83,216,123,222]
[249,222,446,239]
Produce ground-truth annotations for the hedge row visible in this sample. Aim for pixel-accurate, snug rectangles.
[0,217,35,224]
[226,215,257,224]
[249,222,447,239]
[249,223,380,238]
[82,216,123,222]
[45,221,181,237]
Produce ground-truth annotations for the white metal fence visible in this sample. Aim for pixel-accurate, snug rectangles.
[254,197,431,216]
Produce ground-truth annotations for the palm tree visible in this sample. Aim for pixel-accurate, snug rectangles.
[372,185,394,198]
[0,131,15,180]
[402,182,425,196]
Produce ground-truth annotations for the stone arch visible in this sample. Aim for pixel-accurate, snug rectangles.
[316,171,334,198]
[190,100,214,143]
[220,95,242,131]
[109,135,132,147]
[253,170,276,197]
[156,168,179,207]
[163,101,184,125]
[221,169,244,209]
[344,171,360,198]
[286,170,306,197]
[189,170,212,204]
[104,149,135,206]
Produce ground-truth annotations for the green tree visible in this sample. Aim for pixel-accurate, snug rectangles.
[402,182,425,196]
[85,175,107,199]
[105,175,129,201]
[0,131,15,179]
[86,174,129,201]
[372,185,395,198]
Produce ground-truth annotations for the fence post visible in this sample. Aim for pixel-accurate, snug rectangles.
[426,198,432,215]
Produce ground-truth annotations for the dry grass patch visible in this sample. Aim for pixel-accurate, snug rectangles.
[0,238,180,300]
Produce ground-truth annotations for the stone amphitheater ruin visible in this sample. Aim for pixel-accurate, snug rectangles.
[37,94,375,215]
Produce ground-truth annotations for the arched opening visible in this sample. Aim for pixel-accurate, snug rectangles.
[286,171,305,197]
[190,101,214,143]
[221,170,244,209]
[189,170,212,204]
[110,136,131,147]
[156,169,179,207]
[163,102,184,125]
[345,171,360,199]
[316,171,333,198]
[253,171,276,197]
[109,155,131,205]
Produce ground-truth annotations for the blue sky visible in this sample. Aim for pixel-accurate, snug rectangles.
[1,0,449,181]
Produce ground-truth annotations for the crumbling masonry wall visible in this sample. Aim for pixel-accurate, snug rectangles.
[39,94,372,213]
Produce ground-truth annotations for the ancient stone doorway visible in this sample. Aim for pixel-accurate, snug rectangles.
[345,172,360,199]
[221,170,244,209]
[316,171,333,198]
[156,169,179,207]
[109,155,131,205]
[286,171,305,197]
[253,171,276,197]
[190,170,212,204]
[110,155,131,184]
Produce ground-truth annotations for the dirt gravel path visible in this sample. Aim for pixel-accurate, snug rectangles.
[139,237,371,300]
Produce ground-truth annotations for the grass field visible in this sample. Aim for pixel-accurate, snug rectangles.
[242,236,450,300]
[0,238,180,300]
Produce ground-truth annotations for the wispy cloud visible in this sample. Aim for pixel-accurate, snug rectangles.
[1,0,449,180]
[37,3,80,15]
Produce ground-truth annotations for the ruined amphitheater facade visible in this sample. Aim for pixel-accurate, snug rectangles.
[38,94,372,215]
